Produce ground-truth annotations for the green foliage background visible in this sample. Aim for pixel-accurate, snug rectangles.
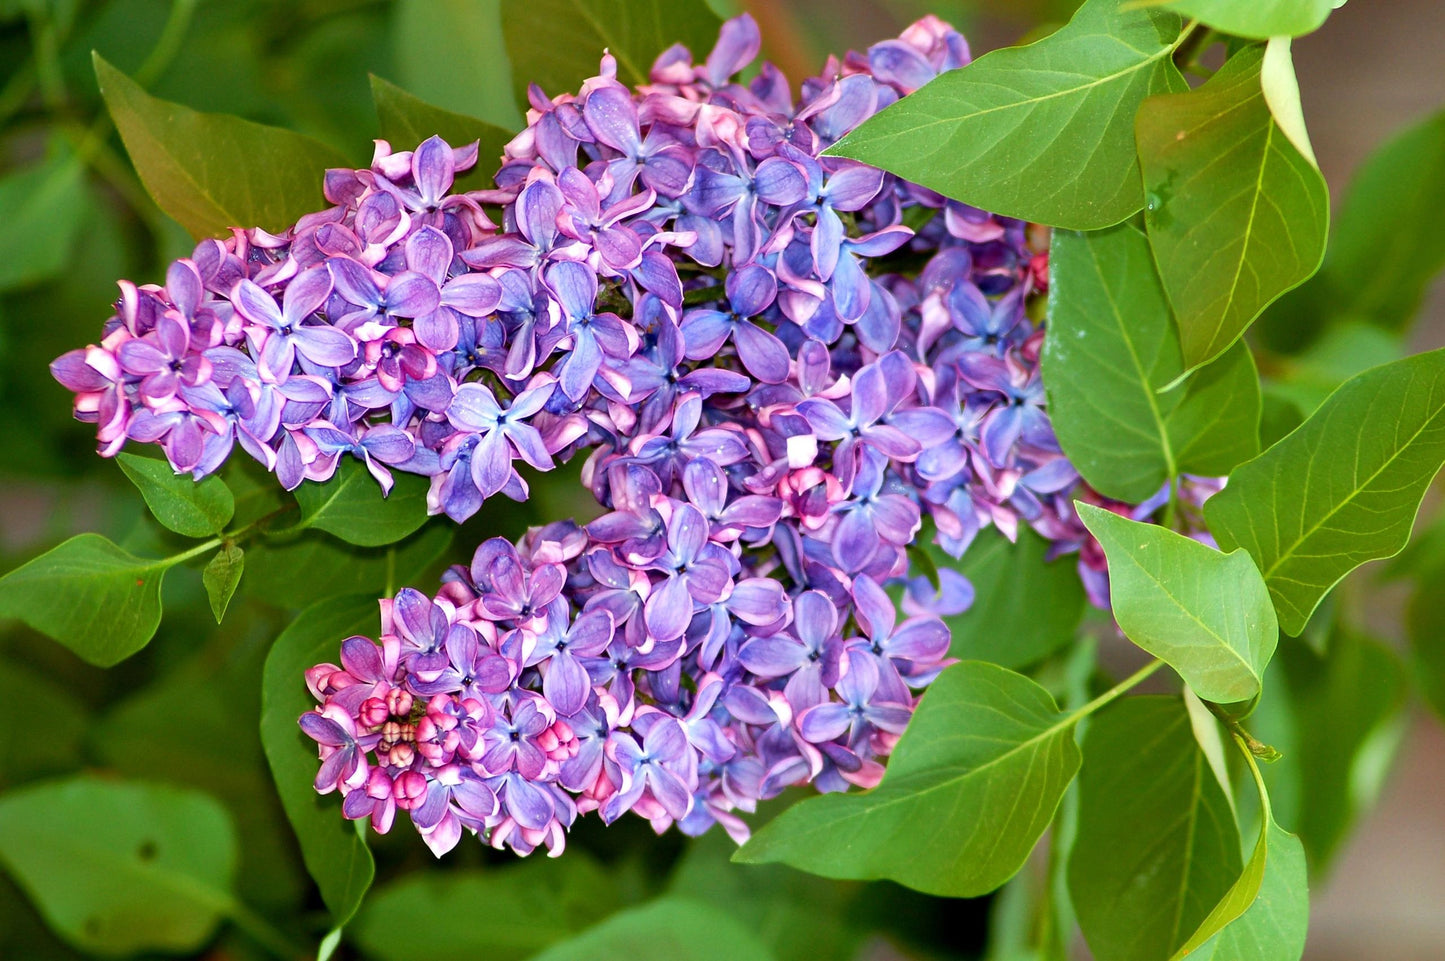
[0,1,1442,960]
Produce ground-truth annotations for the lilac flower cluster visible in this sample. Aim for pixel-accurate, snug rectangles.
[54,14,1141,854]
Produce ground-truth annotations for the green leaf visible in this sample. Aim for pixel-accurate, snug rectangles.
[1258,633,1408,872]
[1069,697,1241,961]
[500,0,720,106]
[291,459,431,547]
[827,0,1186,229]
[931,527,1086,669]
[0,659,87,787]
[1259,37,1315,166]
[1174,750,1306,961]
[1204,348,1445,635]
[117,452,235,538]
[735,661,1081,897]
[1408,564,1445,722]
[260,596,377,924]
[527,897,775,961]
[94,53,351,238]
[1043,221,1260,501]
[1318,107,1445,331]
[668,832,863,961]
[369,74,515,190]
[393,0,523,130]
[1152,0,1334,39]
[94,641,308,912]
[0,146,86,292]
[1180,821,1308,960]
[245,524,452,608]
[0,534,173,666]
[353,855,621,961]
[1078,504,1277,702]
[1136,45,1329,370]
[202,544,244,623]
[1266,321,1400,417]
[0,776,237,955]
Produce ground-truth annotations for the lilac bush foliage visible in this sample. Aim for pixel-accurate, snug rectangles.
[52,14,1176,856]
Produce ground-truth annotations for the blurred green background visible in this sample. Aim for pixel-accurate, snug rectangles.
[0,1,1441,959]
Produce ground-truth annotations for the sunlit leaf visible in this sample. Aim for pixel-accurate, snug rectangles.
[1078,504,1277,702]
[1136,45,1328,370]
[117,452,234,538]
[94,53,351,238]
[828,0,1186,229]
[1069,697,1240,961]
[1180,821,1308,960]
[0,776,237,955]
[0,534,173,666]
[1151,0,1333,39]
[1204,348,1445,635]
[1043,222,1260,501]
[735,661,1080,897]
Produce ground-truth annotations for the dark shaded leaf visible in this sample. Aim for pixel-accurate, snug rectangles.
[501,0,721,107]
[260,595,376,924]
[94,53,351,238]
[1069,697,1240,961]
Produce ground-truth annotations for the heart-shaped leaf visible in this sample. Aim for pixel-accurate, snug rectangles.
[828,0,1186,229]
[735,661,1080,897]
[1079,504,1277,702]
[292,460,432,547]
[0,534,173,666]
[117,452,234,538]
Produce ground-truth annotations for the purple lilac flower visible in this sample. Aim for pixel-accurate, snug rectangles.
[53,13,1206,857]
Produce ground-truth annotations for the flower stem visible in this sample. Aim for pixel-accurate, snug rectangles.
[1063,657,1165,729]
